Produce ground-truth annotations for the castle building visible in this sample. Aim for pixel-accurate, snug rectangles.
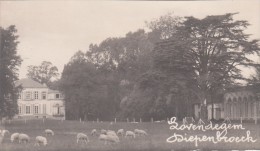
[15,78,65,119]
[207,84,260,120]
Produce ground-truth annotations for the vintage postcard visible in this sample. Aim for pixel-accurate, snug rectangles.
[0,0,260,151]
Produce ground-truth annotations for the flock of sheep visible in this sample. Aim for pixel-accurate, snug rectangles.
[0,127,148,147]
[0,129,53,146]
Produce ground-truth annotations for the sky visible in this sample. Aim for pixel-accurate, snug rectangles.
[1,0,260,79]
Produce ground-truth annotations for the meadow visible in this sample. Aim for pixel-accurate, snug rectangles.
[1,118,260,151]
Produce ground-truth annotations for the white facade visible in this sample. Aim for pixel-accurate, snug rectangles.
[15,79,65,119]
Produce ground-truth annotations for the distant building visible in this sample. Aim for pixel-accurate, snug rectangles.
[14,78,65,119]
[206,84,260,120]
[223,84,260,120]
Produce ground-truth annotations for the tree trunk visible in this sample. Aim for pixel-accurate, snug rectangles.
[200,104,208,120]
[211,96,214,121]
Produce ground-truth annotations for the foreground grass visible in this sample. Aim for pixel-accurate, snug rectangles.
[1,119,260,151]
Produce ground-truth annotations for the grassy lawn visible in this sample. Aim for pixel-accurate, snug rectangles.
[1,119,260,151]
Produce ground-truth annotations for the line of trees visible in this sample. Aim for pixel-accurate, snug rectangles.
[58,13,260,121]
[1,13,260,121]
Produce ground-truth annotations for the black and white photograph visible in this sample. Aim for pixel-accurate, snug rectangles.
[1,0,260,150]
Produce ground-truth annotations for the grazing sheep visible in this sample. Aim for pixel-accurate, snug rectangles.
[45,129,54,136]
[18,133,30,144]
[117,129,124,136]
[106,134,119,143]
[91,129,97,136]
[100,129,107,135]
[107,130,117,137]
[99,134,119,144]
[98,134,107,141]
[125,131,135,138]
[134,129,148,136]
[11,133,20,143]
[35,136,47,146]
[76,133,89,144]
[1,130,10,136]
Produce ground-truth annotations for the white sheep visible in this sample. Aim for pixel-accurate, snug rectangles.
[18,133,30,144]
[98,134,107,141]
[134,129,148,136]
[106,134,119,144]
[106,130,117,137]
[35,136,47,146]
[117,129,124,136]
[100,129,107,134]
[98,134,119,144]
[45,129,54,136]
[11,133,20,143]
[125,131,135,138]
[91,129,97,136]
[1,130,10,136]
[76,133,89,144]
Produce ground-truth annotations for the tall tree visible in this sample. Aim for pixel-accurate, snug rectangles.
[60,51,111,120]
[27,61,59,86]
[153,13,260,119]
[0,25,22,119]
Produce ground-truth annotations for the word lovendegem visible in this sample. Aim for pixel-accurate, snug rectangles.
[166,117,257,147]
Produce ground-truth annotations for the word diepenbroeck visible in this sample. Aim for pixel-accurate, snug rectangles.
[166,117,257,147]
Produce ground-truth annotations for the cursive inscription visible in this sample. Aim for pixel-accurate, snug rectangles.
[167,117,257,147]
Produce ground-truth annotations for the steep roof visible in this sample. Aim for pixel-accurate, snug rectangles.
[15,78,47,88]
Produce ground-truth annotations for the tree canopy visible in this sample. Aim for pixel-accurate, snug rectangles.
[0,25,22,118]
[27,61,59,87]
[58,13,260,121]
[152,13,260,119]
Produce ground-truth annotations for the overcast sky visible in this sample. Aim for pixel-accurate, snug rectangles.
[1,0,260,79]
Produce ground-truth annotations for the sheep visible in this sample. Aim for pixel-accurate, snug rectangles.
[45,129,54,136]
[134,129,148,136]
[1,130,10,136]
[76,133,89,144]
[35,136,47,146]
[11,133,20,143]
[106,134,119,144]
[91,129,97,136]
[117,129,124,136]
[125,131,135,138]
[100,129,107,135]
[98,134,107,141]
[106,130,117,137]
[98,134,119,145]
[18,133,30,144]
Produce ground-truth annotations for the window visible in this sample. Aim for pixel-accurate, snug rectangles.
[26,106,30,114]
[57,107,60,115]
[56,94,60,99]
[42,92,46,100]
[34,91,38,99]
[25,92,31,100]
[34,106,39,114]
[18,106,22,114]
